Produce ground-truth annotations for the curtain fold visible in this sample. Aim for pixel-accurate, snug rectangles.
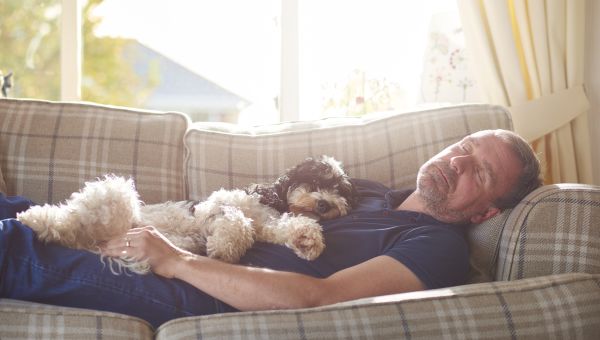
[458,0,593,184]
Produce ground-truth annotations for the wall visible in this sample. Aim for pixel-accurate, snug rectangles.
[586,0,600,185]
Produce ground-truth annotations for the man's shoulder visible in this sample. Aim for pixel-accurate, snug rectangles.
[385,223,469,289]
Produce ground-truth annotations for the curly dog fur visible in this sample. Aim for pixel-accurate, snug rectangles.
[17,156,356,274]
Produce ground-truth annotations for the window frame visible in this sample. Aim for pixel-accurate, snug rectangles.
[61,0,81,101]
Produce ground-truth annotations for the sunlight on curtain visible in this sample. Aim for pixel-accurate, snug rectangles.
[458,0,593,184]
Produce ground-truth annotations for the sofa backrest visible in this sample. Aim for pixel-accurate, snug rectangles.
[2,98,526,285]
[184,104,513,200]
[0,98,189,204]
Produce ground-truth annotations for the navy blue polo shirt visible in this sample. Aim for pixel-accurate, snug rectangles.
[239,178,470,289]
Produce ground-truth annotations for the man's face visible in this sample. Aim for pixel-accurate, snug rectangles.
[416,131,522,224]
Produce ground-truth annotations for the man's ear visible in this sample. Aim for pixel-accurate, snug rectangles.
[469,206,500,224]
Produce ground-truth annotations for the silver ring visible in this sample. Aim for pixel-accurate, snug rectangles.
[125,237,131,248]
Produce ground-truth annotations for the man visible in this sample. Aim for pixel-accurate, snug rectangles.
[0,129,542,328]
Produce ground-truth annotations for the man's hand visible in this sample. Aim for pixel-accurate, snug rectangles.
[100,226,193,278]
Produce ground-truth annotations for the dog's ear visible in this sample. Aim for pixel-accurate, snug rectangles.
[348,180,359,207]
[246,182,288,213]
[325,157,358,207]
[273,173,291,200]
[335,172,358,207]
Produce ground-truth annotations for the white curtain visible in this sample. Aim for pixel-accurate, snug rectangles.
[457,0,593,184]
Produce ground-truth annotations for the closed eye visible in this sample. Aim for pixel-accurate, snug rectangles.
[476,167,484,183]
[482,159,496,187]
[460,142,472,154]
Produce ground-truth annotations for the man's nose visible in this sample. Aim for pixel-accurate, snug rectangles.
[450,155,471,174]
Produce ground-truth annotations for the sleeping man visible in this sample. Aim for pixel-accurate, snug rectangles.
[0,129,542,328]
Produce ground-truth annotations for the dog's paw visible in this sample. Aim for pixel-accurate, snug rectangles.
[286,220,325,260]
[205,207,255,263]
[206,236,243,263]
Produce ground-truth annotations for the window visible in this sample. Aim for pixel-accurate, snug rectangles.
[298,0,479,121]
[89,0,279,123]
[1,0,478,124]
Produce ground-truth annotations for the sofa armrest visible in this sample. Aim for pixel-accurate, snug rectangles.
[155,273,600,339]
[496,184,600,281]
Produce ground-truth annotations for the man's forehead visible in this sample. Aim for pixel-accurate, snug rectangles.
[463,133,510,158]
[466,130,495,140]
[461,136,478,145]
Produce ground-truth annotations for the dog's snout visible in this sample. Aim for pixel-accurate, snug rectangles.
[315,200,330,214]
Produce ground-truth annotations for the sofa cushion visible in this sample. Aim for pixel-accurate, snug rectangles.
[497,183,600,280]
[155,273,600,339]
[0,98,189,204]
[0,298,153,339]
[184,104,513,199]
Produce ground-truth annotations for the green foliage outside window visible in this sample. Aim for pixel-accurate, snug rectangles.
[1,0,61,100]
[0,0,157,106]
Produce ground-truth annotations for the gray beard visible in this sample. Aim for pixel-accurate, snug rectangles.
[416,165,468,224]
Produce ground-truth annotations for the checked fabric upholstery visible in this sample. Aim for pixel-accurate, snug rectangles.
[1,98,599,339]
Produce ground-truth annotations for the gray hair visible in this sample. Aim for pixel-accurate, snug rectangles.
[490,129,543,209]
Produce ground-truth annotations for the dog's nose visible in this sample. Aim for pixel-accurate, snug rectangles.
[315,200,330,214]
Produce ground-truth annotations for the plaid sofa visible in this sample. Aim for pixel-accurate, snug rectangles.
[1,98,599,339]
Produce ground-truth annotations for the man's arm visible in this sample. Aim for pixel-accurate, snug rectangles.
[173,254,424,311]
[102,226,425,311]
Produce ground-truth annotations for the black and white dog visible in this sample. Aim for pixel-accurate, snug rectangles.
[247,155,357,221]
